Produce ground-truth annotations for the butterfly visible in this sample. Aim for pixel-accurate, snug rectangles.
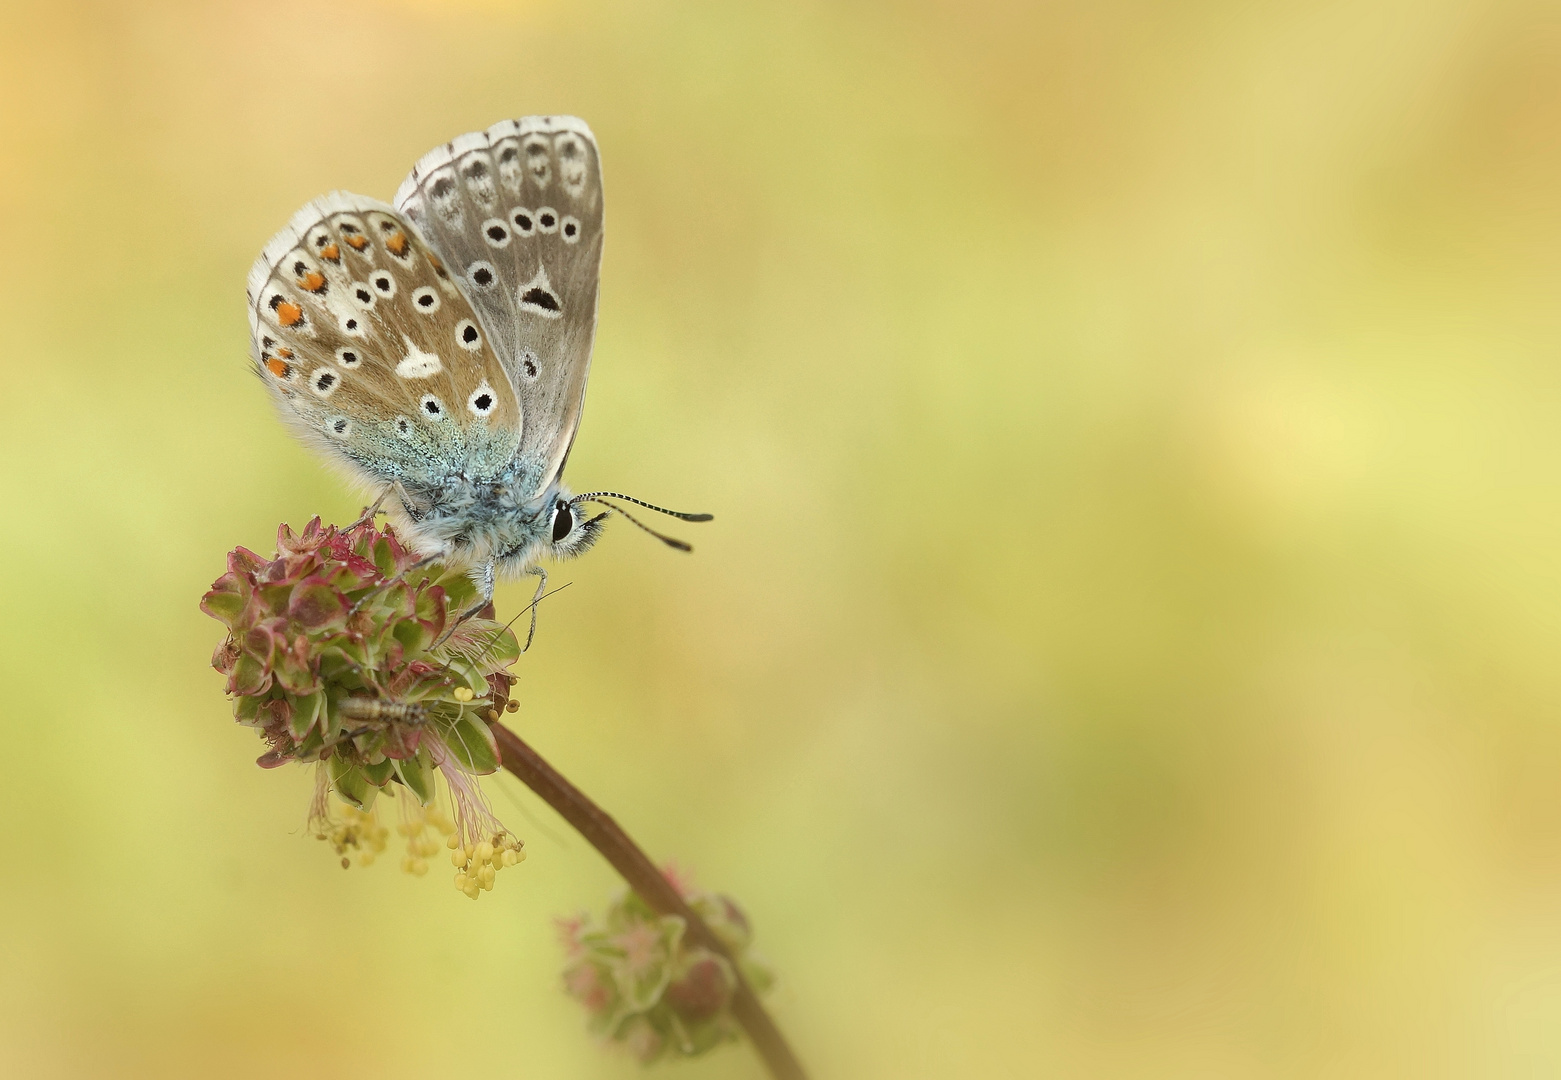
[246,116,710,621]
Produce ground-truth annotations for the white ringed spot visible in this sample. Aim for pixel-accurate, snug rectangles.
[410,286,441,314]
[455,320,482,351]
[480,218,512,248]
[466,261,497,290]
[309,368,340,397]
[468,383,497,417]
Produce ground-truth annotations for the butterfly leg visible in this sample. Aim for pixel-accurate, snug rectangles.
[343,486,393,533]
[344,552,441,620]
[470,559,496,617]
[522,565,547,653]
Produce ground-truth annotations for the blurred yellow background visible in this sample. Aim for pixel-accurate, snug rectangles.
[2,0,1559,1076]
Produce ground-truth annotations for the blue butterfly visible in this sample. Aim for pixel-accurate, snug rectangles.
[246,116,709,624]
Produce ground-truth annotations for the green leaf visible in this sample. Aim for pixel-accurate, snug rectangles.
[439,571,479,613]
[287,577,348,630]
[200,585,245,626]
[484,624,521,669]
[372,537,399,578]
[394,752,433,804]
[322,692,344,742]
[362,757,395,787]
[441,713,500,773]
[392,617,431,658]
[289,691,324,740]
[446,656,489,696]
[231,654,270,696]
[295,728,325,760]
[329,758,372,809]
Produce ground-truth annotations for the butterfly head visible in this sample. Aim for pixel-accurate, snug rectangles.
[544,489,608,560]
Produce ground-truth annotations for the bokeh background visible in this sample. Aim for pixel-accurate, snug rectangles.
[2,0,1559,1076]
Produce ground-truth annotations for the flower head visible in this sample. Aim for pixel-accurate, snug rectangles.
[558,874,775,1063]
[203,518,526,895]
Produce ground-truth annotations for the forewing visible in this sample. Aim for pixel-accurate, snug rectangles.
[394,116,603,500]
[246,194,522,488]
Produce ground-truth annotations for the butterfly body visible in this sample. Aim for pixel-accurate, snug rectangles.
[247,117,625,596]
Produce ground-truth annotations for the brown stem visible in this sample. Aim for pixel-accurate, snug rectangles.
[486,717,807,1080]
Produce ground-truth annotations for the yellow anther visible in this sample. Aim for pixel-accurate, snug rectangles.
[360,852,376,867]
[475,841,494,864]
[451,849,466,867]
[453,686,475,702]
[479,864,496,887]
[410,859,428,877]
[446,834,460,849]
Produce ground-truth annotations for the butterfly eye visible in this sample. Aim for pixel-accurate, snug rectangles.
[551,501,573,543]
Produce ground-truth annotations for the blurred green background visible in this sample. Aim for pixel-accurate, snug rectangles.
[2,0,1559,1076]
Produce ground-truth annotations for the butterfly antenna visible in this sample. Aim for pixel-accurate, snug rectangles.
[570,491,714,523]
[577,497,697,552]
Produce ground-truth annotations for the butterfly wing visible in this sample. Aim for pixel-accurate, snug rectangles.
[393,116,603,502]
[246,193,523,493]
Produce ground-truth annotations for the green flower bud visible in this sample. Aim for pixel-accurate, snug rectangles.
[558,872,774,1063]
[203,518,526,892]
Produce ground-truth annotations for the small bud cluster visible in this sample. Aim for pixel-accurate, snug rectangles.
[559,876,774,1063]
[204,518,526,893]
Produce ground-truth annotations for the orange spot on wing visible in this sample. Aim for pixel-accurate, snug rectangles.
[276,302,303,327]
[386,231,409,256]
[299,271,326,292]
[276,347,293,359]
[320,243,340,261]
[344,234,369,251]
[265,358,291,378]
[427,253,443,269]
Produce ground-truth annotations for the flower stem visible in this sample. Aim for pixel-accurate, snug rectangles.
[486,717,808,1080]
